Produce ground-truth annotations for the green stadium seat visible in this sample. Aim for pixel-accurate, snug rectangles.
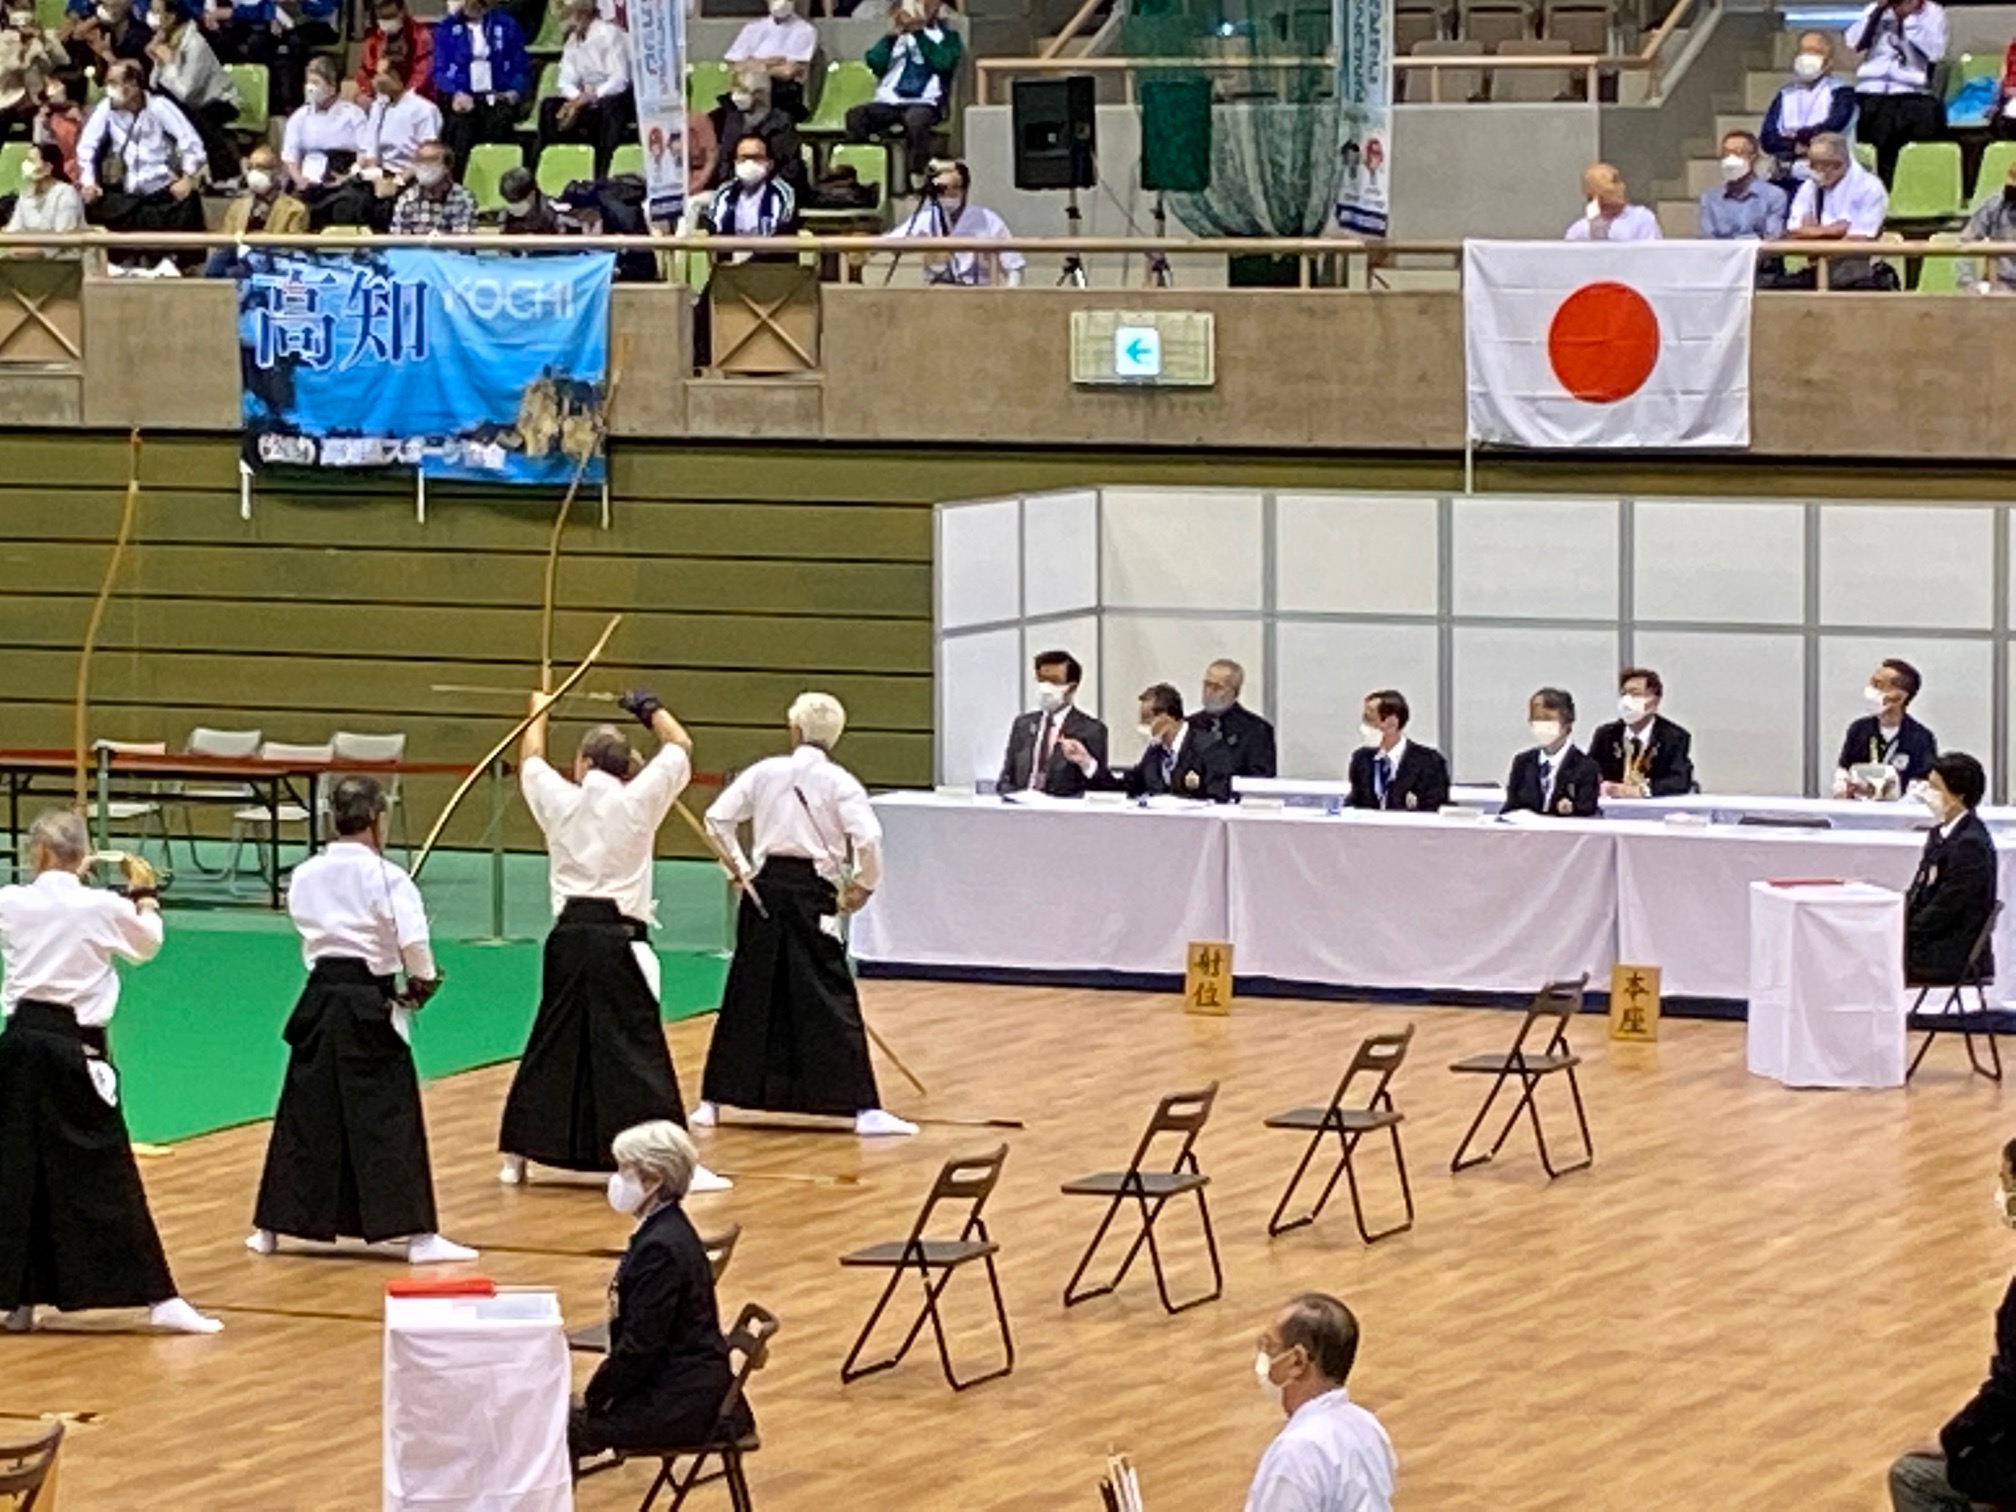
[34,0,65,28]
[828,140,886,205]
[1948,50,2003,100]
[608,143,644,176]
[463,142,523,212]
[687,60,732,112]
[226,63,269,137]
[531,0,565,50]
[1888,140,1963,219]
[1854,140,1877,173]
[801,60,876,136]
[1915,231,1967,294]
[0,141,32,191]
[536,142,593,196]
[535,61,563,102]
[1973,139,2016,204]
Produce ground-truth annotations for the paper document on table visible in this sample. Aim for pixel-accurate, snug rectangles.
[997,790,1077,808]
[1140,795,1215,811]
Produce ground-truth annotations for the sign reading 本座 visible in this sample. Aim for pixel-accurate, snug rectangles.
[1333,0,1394,237]
[237,249,615,486]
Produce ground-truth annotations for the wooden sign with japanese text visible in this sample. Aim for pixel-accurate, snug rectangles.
[1185,941,1233,1016]
[1609,963,1661,1041]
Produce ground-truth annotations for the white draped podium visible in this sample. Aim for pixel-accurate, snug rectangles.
[1746,882,1908,1088]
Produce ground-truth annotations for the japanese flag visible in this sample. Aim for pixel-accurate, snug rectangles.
[1463,240,1755,449]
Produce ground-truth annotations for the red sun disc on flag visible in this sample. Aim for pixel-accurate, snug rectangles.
[1546,281,1660,404]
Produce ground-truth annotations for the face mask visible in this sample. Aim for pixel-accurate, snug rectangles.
[1531,720,1563,747]
[9,11,33,27]
[442,0,460,12]
[1920,785,1951,820]
[1619,694,1649,722]
[1792,51,1825,81]
[146,8,166,27]
[246,167,273,195]
[1034,682,1067,713]
[304,80,330,105]
[505,196,533,215]
[20,159,45,187]
[1583,198,1602,221]
[1863,683,1887,713]
[1137,722,1157,742]
[44,85,65,106]
[767,0,791,15]
[1996,1182,2016,1229]
[940,194,964,215]
[1360,723,1385,749]
[606,1170,648,1215]
[413,161,445,187]
[734,158,767,186]
[1200,691,1232,715]
[377,14,395,27]
[729,88,754,110]
[1253,1348,1285,1405]
[95,4,115,21]
[1719,155,1749,183]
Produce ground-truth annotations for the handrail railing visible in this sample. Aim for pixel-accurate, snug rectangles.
[1039,0,1110,60]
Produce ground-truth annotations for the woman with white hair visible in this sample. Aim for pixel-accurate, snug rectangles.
[572,1119,750,1462]
[0,810,220,1334]
[694,693,915,1137]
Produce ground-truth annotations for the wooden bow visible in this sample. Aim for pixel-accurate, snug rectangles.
[410,613,624,880]
[540,338,628,693]
[72,430,142,810]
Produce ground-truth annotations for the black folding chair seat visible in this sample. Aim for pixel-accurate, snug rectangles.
[622,1300,778,1512]
[1263,1027,1415,1242]
[1448,976,1593,1180]
[1908,902,2003,1084]
[1263,1105,1403,1134]
[1062,1083,1223,1316]
[839,1145,1015,1391]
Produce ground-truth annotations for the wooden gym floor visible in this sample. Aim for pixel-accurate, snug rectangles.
[9,982,2011,1511]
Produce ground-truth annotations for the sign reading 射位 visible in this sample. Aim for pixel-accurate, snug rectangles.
[1609,963,1661,1041]
[1185,940,1233,1016]
[1114,325,1162,379]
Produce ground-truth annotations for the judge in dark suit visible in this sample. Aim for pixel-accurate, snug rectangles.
[1347,688,1450,813]
[1502,687,1601,818]
[1835,656,1937,800]
[997,649,1108,797]
[1906,751,1997,987]
[1068,683,1236,803]
[1190,658,1277,781]
[572,1120,749,1463]
[1588,667,1696,798]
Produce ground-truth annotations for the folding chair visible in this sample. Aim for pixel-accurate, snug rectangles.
[1908,901,2004,1084]
[226,741,333,887]
[1448,976,1593,1179]
[1263,1027,1416,1242]
[1061,1084,1222,1316]
[160,725,262,875]
[839,1146,1013,1391]
[629,1301,777,1512]
[88,739,173,872]
[0,1418,64,1512]
[331,730,411,859]
[570,1226,743,1354]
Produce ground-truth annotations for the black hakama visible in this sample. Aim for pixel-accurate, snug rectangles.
[0,1001,177,1311]
[701,856,880,1117]
[499,897,686,1172]
[251,958,438,1243]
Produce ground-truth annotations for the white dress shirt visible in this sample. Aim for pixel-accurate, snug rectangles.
[467,17,493,95]
[287,839,436,980]
[725,12,818,65]
[5,180,84,233]
[1564,203,1662,241]
[706,744,882,890]
[1847,0,1945,93]
[153,23,237,111]
[363,89,442,171]
[891,199,1025,285]
[1788,162,1889,237]
[559,17,630,99]
[1535,742,1579,808]
[0,870,163,1028]
[1366,736,1409,804]
[521,744,691,925]
[1244,1388,1397,1512]
[282,97,366,182]
[76,95,207,194]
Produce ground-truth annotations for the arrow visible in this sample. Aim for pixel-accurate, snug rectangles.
[1123,336,1152,364]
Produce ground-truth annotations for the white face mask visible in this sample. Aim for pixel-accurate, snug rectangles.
[1863,683,1888,713]
[940,194,964,215]
[1920,785,1950,821]
[1793,51,1825,82]
[8,10,33,27]
[729,88,754,111]
[246,167,273,195]
[1996,1182,2016,1229]
[377,14,395,27]
[1530,719,1563,747]
[1360,723,1385,749]
[734,157,767,186]
[413,161,446,187]
[1254,1348,1285,1406]
[1034,682,1067,713]
[1619,694,1649,722]
[304,80,331,105]
[95,4,116,21]
[146,7,166,26]
[1583,198,1602,221]
[606,1169,648,1215]
[1719,154,1750,183]
[1137,722,1156,742]
[505,196,533,215]
[767,0,792,15]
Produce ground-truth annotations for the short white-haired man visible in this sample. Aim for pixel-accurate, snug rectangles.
[1785,131,1895,289]
[695,693,915,1137]
[1248,1293,1396,1512]
[572,1119,752,1465]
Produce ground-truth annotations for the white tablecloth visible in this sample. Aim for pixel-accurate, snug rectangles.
[1603,792,2016,831]
[383,1292,573,1512]
[1224,810,1617,995]
[1746,882,1907,1088]
[851,791,1229,976]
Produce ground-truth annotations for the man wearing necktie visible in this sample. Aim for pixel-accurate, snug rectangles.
[996,649,1108,797]
[1502,687,1601,817]
[1347,689,1450,812]
[1589,667,1696,799]
[1066,683,1235,803]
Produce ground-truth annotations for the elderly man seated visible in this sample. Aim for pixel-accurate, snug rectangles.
[1564,162,1661,241]
[1957,157,2016,293]
[389,138,474,234]
[1783,130,1895,289]
[76,58,206,243]
[724,0,817,121]
[538,0,632,178]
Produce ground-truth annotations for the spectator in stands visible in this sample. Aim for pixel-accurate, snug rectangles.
[0,7,63,141]
[204,142,303,273]
[724,0,817,122]
[1564,162,1659,241]
[433,0,529,177]
[1957,158,2016,292]
[32,77,82,180]
[1247,1293,1397,1512]
[1886,1139,2016,1512]
[1699,128,1788,281]
[196,0,275,80]
[699,130,795,258]
[146,0,242,182]
[76,58,206,236]
[390,138,474,232]
[4,140,83,237]
[707,66,805,198]
[351,0,432,102]
[498,162,559,232]
[60,0,151,84]
[538,0,631,178]
[282,55,364,191]
[1785,131,1896,289]
[888,156,1024,285]
[846,0,959,187]
[359,54,440,180]
[1846,0,1946,186]
[1761,30,1856,179]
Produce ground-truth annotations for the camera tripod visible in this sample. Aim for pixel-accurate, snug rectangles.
[1058,186,1088,288]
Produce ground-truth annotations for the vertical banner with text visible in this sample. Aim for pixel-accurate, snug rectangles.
[626,0,688,222]
[1333,0,1394,236]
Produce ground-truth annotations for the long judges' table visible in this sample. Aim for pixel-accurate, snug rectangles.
[852,793,2016,1007]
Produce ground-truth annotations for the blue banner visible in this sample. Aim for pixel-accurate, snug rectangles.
[1333,0,1393,237]
[238,248,615,485]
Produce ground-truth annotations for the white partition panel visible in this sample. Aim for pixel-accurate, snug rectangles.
[1275,621,1441,781]
[1453,496,1619,620]
[1276,493,1440,615]
[1819,636,1995,777]
[1631,630,1807,795]
[937,627,1024,787]
[1023,490,1100,619]
[1820,505,1995,632]
[1101,616,1265,737]
[1100,489,1265,610]
[1451,625,1620,784]
[1635,500,1805,625]
[937,498,1021,631]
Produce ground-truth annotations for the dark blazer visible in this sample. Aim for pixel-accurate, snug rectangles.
[1907,809,1998,986]
[1586,715,1696,797]
[998,704,1108,797]
[1939,1275,2016,1503]
[582,1200,746,1451]
[1095,727,1236,803]
[1347,741,1451,813]
[1838,712,1938,789]
[1188,702,1276,781]
[1501,745,1601,818]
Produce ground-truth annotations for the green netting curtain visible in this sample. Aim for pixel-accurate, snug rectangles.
[1121,0,1338,238]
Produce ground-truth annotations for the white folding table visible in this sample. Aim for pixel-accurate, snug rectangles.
[1745,881,1907,1090]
